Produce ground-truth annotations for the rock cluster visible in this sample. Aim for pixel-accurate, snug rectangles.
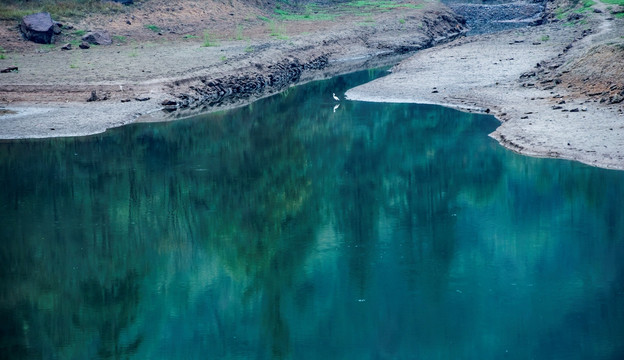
[162,55,329,111]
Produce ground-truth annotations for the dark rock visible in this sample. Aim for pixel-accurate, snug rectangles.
[52,23,62,35]
[161,99,177,106]
[87,91,99,102]
[567,13,583,21]
[135,97,151,101]
[61,43,72,50]
[593,8,602,13]
[570,108,580,112]
[79,41,90,49]
[110,0,133,4]
[520,71,536,79]
[1,66,18,73]
[20,12,56,44]
[82,31,112,45]
[121,99,131,103]
[610,95,624,104]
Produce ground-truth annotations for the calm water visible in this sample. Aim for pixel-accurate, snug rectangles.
[1,69,624,360]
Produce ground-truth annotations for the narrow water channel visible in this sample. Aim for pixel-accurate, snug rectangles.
[1,69,623,359]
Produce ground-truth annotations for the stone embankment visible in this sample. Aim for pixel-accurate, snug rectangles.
[161,55,329,111]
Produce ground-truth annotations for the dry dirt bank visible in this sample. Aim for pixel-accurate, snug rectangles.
[346,2,624,170]
[0,1,465,138]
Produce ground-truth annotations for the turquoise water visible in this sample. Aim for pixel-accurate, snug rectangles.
[1,69,623,359]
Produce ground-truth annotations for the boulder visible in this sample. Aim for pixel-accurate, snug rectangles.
[20,12,56,44]
[61,43,72,50]
[79,41,90,49]
[82,31,112,46]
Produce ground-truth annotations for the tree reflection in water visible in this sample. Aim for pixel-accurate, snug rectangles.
[1,69,623,359]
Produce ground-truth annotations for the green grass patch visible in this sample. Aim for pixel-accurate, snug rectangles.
[202,31,219,47]
[39,43,56,51]
[0,46,6,60]
[268,21,288,39]
[183,34,198,39]
[145,24,161,33]
[273,7,335,21]
[601,0,624,4]
[615,12,624,17]
[234,25,245,40]
[112,35,126,43]
[574,0,596,12]
[540,35,550,41]
[257,15,271,22]
[72,29,87,36]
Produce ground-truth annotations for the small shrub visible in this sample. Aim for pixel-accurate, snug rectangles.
[202,31,219,47]
[540,35,550,42]
[145,24,161,33]
[268,21,288,39]
[113,35,127,43]
[235,25,244,40]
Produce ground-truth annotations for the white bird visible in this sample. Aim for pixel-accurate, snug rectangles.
[119,85,124,92]
[332,92,340,101]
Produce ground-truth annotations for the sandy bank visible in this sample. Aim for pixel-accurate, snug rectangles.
[346,10,624,170]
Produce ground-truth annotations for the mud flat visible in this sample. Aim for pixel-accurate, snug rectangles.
[346,9,624,171]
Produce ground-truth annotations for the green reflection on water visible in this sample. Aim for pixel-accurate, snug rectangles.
[1,69,623,359]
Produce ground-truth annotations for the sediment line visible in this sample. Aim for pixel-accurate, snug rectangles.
[160,54,330,111]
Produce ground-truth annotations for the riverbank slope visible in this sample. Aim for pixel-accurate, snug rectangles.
[0,0,466,138]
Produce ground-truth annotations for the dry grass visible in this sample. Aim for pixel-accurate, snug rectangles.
[0,0,127,20]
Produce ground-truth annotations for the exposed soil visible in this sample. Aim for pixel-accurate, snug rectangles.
[0,0,466,138]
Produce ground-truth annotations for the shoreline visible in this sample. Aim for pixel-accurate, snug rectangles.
[1,1,623,172]
[0,2,466,139]
[346,7,624,171]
